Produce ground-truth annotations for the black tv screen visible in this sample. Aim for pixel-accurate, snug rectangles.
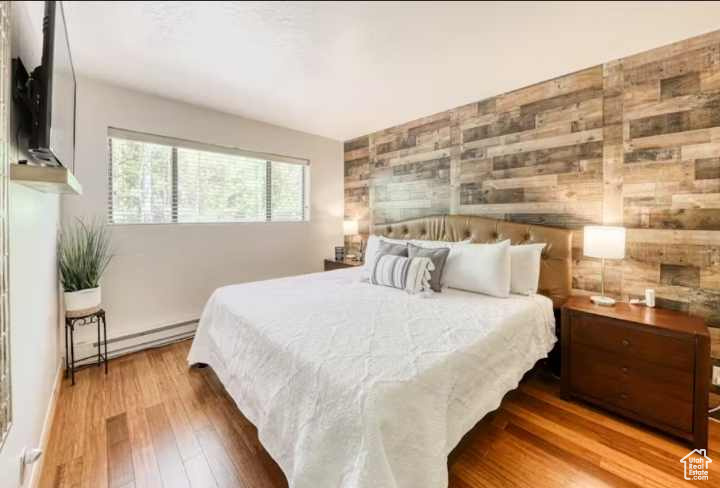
[29,1,76,169]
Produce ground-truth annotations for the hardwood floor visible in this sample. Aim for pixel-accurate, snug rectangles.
[39,339,720,487]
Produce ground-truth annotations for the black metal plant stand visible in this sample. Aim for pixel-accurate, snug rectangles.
[65,308,108,385]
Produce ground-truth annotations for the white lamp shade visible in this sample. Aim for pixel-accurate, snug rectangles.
[343,220,359,236]
[583,226,626,259]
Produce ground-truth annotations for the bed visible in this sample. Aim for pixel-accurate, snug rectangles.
[188,215,573,488]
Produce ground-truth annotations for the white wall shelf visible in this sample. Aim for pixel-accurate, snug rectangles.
[10,164,82,195]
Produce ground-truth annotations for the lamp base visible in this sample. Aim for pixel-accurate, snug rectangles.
[590,295,616,306]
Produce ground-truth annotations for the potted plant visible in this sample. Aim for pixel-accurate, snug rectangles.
[58,219,113,313]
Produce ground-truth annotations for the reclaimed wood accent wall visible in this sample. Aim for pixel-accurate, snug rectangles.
[344,30,720,358]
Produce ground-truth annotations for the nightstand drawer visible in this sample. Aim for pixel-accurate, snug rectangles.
[570,371,693,432]
[569,348,693,432]
[569,343,693,403]
[571,311,694,370]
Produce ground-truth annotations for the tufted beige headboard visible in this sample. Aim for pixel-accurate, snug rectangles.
[372,215,573,308]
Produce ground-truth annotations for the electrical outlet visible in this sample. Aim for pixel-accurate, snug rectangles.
[713,366,720,386]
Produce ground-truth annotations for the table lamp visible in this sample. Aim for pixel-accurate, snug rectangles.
[583,225,626,306]
[343,220,360,260]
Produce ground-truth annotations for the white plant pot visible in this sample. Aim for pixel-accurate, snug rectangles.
[64,287,101,313]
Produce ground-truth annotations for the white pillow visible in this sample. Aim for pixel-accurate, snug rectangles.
[409,239,470,287]
[409,239,471,248]
[444,240,511,298]
[510,243,546,295]
[362,235,408,280]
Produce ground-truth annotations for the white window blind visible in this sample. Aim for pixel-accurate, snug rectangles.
[107,128,310,224]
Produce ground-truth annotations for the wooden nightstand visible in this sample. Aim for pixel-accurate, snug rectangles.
[561,296,710,449]
[324,258,363,271]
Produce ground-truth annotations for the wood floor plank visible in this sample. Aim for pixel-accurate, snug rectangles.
[105,356,129,419]
[126,406,163,488]
[153,347,212,433]
[195,426,245,488]
[58,369,91,464]
[81,366,109,488]
[145,348,178,400]
[145,403,191,488]
[39,340,715,488]
[203,396,278,488]
[184,453,220,488]
[163,395,203,461]
[135,352,162,407]
[38,375,76,488]
[106,413,134,488]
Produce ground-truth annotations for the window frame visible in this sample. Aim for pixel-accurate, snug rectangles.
[107,127,310,225]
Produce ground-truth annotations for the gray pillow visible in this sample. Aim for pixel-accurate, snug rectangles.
[407,243,449,292]
[375,240,408,259]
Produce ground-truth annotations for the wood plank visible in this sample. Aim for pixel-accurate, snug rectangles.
[624,92,720,120]
[82,367,109,488]
[195,427,244,488]
[106,414,134,488]
[459,201,602,216]
[481,174,557,190]
[163,395,203,461]
[696,158,720,180]
[495,66,603,112]
[126,406,163,488]
[626,228,720,246]
[660,72,701,100]
[682,142,720,161]
[146,403,191,488]
[672,193,720,209]
[660,263,701,287]
[485,128,603,158]
[628,108,720,139]
[620,30,720,70]
[602,142,624,225]
[626,128,713,150]
[184,454,219,488]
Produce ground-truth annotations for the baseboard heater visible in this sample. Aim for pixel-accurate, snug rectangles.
[72,319,198,366]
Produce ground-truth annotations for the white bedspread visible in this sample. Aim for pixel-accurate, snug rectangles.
[188,268,556,488]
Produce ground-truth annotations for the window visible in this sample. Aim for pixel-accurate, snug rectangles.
[107,128,309,224]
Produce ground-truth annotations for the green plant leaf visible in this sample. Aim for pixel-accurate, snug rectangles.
[58,218,113,292]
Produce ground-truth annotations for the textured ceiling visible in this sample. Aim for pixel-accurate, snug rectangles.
[36,1,720,140]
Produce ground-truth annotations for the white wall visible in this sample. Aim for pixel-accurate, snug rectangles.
[64,77,344,342]
[1,3,63,487]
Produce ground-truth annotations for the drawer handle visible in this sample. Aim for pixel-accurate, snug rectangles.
[619,393,628,400]
[621,367,629,374]
[621,339,630,347]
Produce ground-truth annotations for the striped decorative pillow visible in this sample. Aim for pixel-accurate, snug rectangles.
[370,254,435,293]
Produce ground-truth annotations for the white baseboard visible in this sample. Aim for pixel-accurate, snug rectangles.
[71,319,198,367]
[27,363,63,488]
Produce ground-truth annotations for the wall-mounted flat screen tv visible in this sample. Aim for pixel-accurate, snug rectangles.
[28,1,76,169]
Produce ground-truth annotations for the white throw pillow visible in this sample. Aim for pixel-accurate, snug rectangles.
[362,235,408,280]
[444,240,511,298]
[409,239,470,287]
[510,243,546,295]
